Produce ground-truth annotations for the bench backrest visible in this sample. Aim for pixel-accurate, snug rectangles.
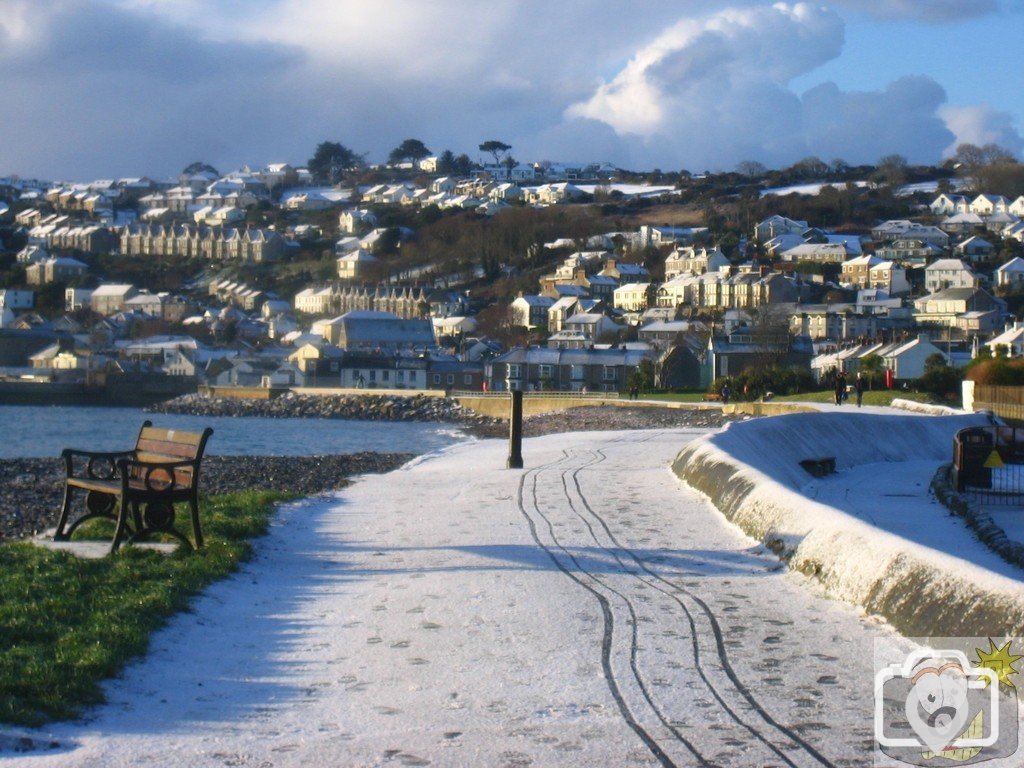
[131,423,214,490]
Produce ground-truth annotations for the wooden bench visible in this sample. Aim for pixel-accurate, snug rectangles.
[53,421,214,554]
[702,393,722,402]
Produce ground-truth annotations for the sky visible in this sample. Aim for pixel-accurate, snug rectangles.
[0,0,1021,181]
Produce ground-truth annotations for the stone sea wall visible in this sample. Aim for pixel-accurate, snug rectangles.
[148,392,502,429]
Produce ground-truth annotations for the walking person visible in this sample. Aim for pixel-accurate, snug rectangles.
[720,382,731,404]
[854,372,865,408]
[833,371,846,406]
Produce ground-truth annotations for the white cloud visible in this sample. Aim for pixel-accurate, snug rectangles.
[567,3,844,137]
[559,2,967,170]
[0,1,1018,179]
[940,104,1024,157]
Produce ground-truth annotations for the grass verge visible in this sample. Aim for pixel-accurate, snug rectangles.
[640,390,937,406]
[773,390,937,406]
[0,489,295,727]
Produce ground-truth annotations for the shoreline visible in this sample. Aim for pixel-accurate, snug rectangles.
[2,403,744,543]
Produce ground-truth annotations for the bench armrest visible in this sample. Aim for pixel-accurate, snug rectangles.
[62,448,136,481]
[117,457,200,493]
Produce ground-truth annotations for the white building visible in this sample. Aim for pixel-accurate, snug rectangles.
[924,259,978,293]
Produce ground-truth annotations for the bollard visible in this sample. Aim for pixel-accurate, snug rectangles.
[507,389,524,469]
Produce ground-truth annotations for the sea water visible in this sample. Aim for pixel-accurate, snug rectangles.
[0,405,468,459]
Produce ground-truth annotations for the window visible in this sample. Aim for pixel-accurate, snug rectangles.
[433,373,441,385]
[397,370,404,382]
[382,370,389,381]
[602,366,617,381]
[508,364,521,378]
[409,371,417,383]
[463,374,472,385]
[538,364,552,377]
[446,374,454,385]
[369,370,377,381]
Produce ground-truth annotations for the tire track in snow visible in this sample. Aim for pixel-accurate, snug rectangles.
[517,432,839,767]
[563,440,836,767]
[517,449,699,767]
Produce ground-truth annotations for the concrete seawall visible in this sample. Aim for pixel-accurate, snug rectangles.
[672,410,1024,637]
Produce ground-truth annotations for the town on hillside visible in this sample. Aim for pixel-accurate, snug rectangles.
[1,142,1024,402]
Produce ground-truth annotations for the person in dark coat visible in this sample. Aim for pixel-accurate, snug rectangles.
[834,371,846,406]
[854,372,865,407]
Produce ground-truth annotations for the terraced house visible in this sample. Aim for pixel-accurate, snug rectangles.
[121,224,284,262]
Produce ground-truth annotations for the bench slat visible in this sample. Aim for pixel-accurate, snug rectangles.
[136,437,204,459]
[55,423,213,553]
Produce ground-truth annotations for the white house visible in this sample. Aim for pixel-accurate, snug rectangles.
[871,220,949,247]
[339,209,378,234]
[924,259,978,293]
[337,249,378,281]
[294,286,335,315]
[664,246,729,280]
[428,177,456,194]
[940,212,985,234]
[613,283,652,312]
[985,322,1024,357]
[929,194,970,216]
[996,257,1024,289]
[489,183,523,201]
[65,287,92,311]
[780,242,855,264]
[90,283,137,315]
[754,215,807,242]
[1009,196,1024,217]
[883,334,948,381]
[563,312,620,342]
[954,236,995,261]
[510,294,554,329]
[1005,222,1024,244]
[970,194,1010,216]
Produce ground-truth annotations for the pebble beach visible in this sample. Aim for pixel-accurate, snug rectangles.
[1,397,741,542]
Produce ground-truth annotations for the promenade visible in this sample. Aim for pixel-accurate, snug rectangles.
[4,427,897,767]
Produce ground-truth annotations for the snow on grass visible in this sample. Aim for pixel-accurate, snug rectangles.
[759,181,869,198]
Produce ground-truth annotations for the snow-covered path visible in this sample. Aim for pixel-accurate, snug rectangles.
[8,430,897,767]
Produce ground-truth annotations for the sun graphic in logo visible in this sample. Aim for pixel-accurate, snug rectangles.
[975,638,1023,690]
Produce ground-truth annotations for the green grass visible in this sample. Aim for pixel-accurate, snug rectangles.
[641,390,940,407]
[639,392,711,403]
[0,490,294,726]
[775,390,939,406]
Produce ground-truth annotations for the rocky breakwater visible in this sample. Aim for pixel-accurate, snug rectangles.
[0,453,412,543]
[149,392,502,430]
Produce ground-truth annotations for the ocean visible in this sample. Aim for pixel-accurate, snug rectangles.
[0,405,469,459]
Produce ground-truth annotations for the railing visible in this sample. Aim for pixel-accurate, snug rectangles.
[953,425,1024,504]
[972,385,1024,423]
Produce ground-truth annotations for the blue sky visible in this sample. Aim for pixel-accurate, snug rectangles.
[791,6,1023,125]
[0,0,1020,180]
